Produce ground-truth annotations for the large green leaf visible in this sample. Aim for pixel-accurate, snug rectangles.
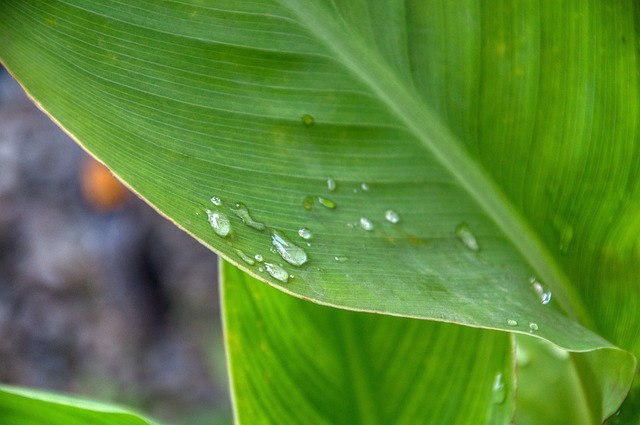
[0,385,159,425]
[1,0,639,421]
[222,261,515,424]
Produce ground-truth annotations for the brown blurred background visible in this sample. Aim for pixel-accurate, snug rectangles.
[0,66,231,424]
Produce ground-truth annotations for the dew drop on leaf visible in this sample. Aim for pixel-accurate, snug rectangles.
[361,183,369,191]
[528,322,539,333]
[492,373,506,404]
[301,113,314,126]
[507,319,518,327]
[455,222,479,252]
[271,230,308,266]
[210,196,223,206]
[254,254,264,263]
[303,195,314,211]
[206,209,231,237]
[530,277,552,304]
[318,197,337,209]
[231,202,266,231]
[327,177,336,191]
[334,255,349,263]
[360,217,374,231]
[298,227,313,240]
[265,262,289,283]
[235,249,255,265]
[384,209,400,224]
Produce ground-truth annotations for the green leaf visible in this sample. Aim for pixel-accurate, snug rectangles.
[222,261,515,424]
[1,0,638,421]
[0,385,159,425]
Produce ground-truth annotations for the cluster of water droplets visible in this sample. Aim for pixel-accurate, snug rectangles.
[203,195,309,284]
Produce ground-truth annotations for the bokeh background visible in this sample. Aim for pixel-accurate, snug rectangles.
[0,66,231,424]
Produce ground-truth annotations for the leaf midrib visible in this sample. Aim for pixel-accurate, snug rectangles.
[276,0,592,329]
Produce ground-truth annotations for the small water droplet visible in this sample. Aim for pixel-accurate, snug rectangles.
[361,183,369,191]
[258,266,264,272]
[210,196,223,206]
[271,230,308,267]
[231,202,266,231]
[492,373,506,404]
[289,274,295,279]
[384,209,400,224]
[254,254,264,263]
[360,217,374,231]
[301,114,314,126]
[507,319,518,327]
[303,196,314,211]
[265,262,289,283]
[206,209,231,237]
[530,277,552,304]
[528,322,539,332]
[346,222,357,229]
[298,227,313,240]
[318,197,336,209]
[326,177,336,191]
[455,222,479,252]
[334,255,349,263]
[235,249,255,265]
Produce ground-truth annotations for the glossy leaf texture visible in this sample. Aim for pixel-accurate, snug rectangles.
[222,261,515,424]
[0,0,638,421]
[0,386,159,425]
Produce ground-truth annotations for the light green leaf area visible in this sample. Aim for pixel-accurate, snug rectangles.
[1,0,638,419]
[0,385,159,425]
[222,261,515,424]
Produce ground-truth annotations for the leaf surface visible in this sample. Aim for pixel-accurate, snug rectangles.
[0,385,159,425]
[0,0,638,420]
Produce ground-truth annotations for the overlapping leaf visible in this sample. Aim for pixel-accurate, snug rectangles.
[0,385,158,425]
[222,261,515,424]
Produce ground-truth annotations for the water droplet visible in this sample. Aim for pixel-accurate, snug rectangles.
[528,322,539,332]
[318,197,336,209]
[206,209,231,237]
[265,262,289,283]
[492,373,506,404]
[235,249,255,265]
[271,230,308,267]
[507,319,518,327]
[231,202,266,231]
[298,227,313,240]
[303,196,314,211]
[258,266,264,272]
[326,177,336,191]
[455,222,479,252]
[210,196,223,206]
[361,183,369,191]
[346,222,357,229]
[360,217,374,231]
[530,277,552,304]
[254,254,264,263]
[301,114,314,126]
[384,209,400,224]
[334,255,349,263]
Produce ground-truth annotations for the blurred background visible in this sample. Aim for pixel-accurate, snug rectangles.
[0,66,232,424]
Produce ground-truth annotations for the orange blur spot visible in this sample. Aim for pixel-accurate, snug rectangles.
[80,157,130,212]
